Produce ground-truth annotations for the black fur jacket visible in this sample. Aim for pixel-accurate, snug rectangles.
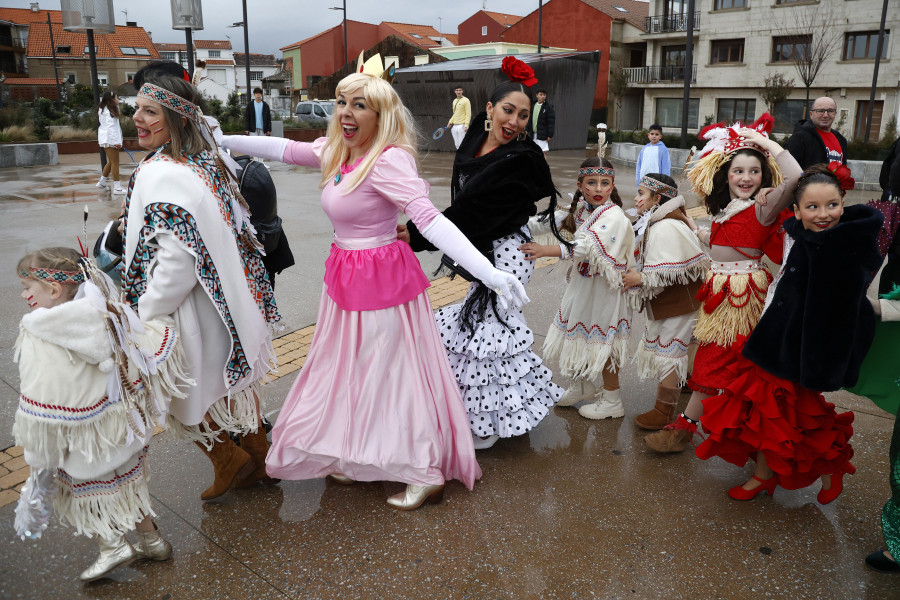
[742,204,883,391]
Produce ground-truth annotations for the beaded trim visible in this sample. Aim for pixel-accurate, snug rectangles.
[639,175,678,198]
[19,267,84,284]
[579,166,614,178]
[138,83,201,123]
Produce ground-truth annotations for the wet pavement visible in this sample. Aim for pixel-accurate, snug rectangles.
[0,149,895,599]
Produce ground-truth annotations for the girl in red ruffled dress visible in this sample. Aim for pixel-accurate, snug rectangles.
[696,164,881,502]
[644,116,802,453]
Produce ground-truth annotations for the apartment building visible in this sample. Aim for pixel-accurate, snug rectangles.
[155,39,235,102]
[627,0,898,140]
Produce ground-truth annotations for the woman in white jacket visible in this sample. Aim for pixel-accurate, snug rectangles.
[96,91,125,195]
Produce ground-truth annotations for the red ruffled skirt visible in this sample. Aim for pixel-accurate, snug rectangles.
[696,356,854,490]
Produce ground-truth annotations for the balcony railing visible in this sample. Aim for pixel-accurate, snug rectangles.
[645,12,700,34]
[623,65,697,84]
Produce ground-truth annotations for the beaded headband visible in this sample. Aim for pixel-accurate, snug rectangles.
[138,83,201,123]
[579,166,614,178]
[639,175,678,198]
[19,267,84,285]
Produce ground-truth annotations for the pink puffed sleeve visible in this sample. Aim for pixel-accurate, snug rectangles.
[369,147,440,229]
[282,136,328,167]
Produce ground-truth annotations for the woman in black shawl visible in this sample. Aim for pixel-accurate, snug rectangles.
[401,57,569,449]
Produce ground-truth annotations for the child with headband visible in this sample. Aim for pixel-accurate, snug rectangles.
[13,247,188,582]
[623,173,709,430]
[521,157,634,421]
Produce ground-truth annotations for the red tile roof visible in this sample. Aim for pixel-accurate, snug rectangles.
[235,52,277,67]
[580,0,649,31]
[0,7,61,25]
[380,22,442,50]
[27,22,160,60]
[155,43,187,52]
[3,77,66,85]
[204,59,234,66]
[194,39,232,50]
[483,11,523,27]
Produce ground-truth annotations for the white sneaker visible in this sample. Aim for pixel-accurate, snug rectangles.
[578,389,625,420]
[96,176,109,189]
[557,379,596,407]
[112,183,126,195]
[472,433,500,450]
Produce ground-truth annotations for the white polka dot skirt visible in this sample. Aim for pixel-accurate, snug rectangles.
[435,233,564,438]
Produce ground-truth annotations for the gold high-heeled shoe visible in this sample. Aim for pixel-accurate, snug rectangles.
[386,484,444,511]
[328,473,355,485]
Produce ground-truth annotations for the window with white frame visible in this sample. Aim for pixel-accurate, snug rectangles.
[65,72,76,84]
[160,51,177,61]
[655,98,699,128]
[208,50,221,58]
[98,72,109,86]
[249,71,263,81]
[482,26,488,35]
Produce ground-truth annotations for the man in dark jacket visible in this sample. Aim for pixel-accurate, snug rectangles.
[526,89,555,155]
[244,87,272,136]
[784,96,848,169]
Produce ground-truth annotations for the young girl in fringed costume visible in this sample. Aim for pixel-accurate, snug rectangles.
[622,174,709,430]
[521,157,634,421]
[644,116,802,453]
[13,248,190,582]
[695,164,880,503]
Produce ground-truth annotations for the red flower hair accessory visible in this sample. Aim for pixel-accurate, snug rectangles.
[501,56,538,87]
[827,161,855,193]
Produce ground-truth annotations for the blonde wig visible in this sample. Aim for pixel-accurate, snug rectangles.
[318,73,418,193]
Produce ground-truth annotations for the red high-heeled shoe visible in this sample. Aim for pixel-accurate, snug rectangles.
[817,464,856,505]
[728,474,777,501]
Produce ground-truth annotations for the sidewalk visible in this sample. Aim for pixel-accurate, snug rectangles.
[0,150,895,600]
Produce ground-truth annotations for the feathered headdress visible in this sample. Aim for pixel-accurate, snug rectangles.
[686,113,783,200]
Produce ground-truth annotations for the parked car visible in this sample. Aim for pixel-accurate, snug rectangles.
[294,100,334,124]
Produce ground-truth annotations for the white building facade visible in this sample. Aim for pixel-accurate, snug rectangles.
[625,0,898,140]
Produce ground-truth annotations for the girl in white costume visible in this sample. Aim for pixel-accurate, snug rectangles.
[13,247,188,582]
[622,174,709,430]
[521,156,635,420]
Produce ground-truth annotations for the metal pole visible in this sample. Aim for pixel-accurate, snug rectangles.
[185,27,194,79]
[86,28,105,170]
[242,0,251,99]
[680,0,695,148]
[342,0,348,70]
[864,0,889,143]
[46,13,62,109]
[537,1,543,54]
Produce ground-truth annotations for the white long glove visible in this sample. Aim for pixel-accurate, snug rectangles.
[420,215,529,310]
[218,133,289,162]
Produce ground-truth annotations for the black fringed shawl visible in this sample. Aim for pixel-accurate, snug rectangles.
[406,112,568,329]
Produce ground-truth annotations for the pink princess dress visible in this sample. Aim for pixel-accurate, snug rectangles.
[265,138,481,489]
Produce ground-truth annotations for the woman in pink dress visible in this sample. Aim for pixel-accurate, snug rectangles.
[219,64,528,510]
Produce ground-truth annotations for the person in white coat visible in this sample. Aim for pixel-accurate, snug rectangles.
[96,91,125,195]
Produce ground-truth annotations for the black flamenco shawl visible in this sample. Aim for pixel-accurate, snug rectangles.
[407,112,570,331]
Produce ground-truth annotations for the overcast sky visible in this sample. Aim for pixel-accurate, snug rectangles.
[8,0,603,56]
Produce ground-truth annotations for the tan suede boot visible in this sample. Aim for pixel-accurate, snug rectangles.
[234,427,281,488]
[643,414,697,453]
[634,385,680,430]
[194,436,253,500]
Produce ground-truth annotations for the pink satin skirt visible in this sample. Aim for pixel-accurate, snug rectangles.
[266,286,481,489]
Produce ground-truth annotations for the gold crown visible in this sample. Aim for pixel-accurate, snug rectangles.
[356,52,396,83]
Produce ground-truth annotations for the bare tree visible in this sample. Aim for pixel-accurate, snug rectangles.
[776,7,843,114]
[761,72,795,113]
[608,65,629,131]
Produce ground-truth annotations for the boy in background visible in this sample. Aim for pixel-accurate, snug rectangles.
[636,124,671,187]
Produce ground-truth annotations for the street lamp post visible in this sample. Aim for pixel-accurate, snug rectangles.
[61,0,116,169]
[170,0,203,79]
[329,2,348,70]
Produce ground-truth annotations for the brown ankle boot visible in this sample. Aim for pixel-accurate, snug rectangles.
[643,414,697,453]
[634,385,679,430]
[234,427,281,488]
[194,436,253,500]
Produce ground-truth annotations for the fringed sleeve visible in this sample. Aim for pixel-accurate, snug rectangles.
[640,219,710,293]
[571,204,635,290]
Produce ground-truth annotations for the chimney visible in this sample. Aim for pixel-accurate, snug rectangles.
[30,3,40,12]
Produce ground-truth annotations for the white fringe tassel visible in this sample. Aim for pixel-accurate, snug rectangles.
[543,330,629,381]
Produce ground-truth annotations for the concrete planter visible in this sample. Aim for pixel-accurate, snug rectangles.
[0,142,59,167]
[283,128,327,142]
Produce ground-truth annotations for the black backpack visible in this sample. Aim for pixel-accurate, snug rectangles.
[234,155,282,254]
